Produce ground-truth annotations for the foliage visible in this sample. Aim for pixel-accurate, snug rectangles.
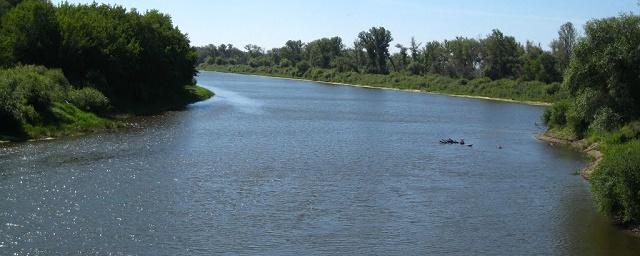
[565,14,640,121]
[0,65,116,138]
[481,30,523,80]
[522,42,561,83]
[0,0,60,67]
[204,65,564,104]
[551,22,578,74]
[444,37,482,79]
[305,37,343,68]
[0,66,67,133]
[196,24,568,85]
[295,61,310,76]
[55,3,197,106]
[183,85,214,103]
[591,140,640,224]
[68,87,110,114]
[543,99,571,128]
[355,27,393,74]
[590,107,623,132]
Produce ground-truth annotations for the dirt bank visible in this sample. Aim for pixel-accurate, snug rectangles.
[536,132,602,179]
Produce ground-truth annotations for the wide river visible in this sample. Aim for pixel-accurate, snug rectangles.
[1,72,639,255]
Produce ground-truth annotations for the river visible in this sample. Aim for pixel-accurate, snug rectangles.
[1,71,639,255]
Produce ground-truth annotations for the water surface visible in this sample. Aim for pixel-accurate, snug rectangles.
[1,72,638,255]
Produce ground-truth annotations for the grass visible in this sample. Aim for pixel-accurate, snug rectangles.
[9,85,213,141]
[184,85,215,103]
[21,103,116,139]
[201,64,566,104]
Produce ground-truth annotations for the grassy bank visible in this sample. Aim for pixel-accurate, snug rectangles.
[539,122,640,230]
[202,64,567,104]
[0,66,214,142]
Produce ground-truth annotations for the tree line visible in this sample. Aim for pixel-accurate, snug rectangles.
[0,0,202,138]
[196,23,577,84]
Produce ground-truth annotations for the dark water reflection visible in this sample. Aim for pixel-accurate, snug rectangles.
[1,72,638,255]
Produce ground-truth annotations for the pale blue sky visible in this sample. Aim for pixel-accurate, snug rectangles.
[52,0,638,49]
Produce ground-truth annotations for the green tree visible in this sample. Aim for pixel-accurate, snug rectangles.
[356,27,393,74]
[444,37,481,78]
[564,14,640,123]
[551,22,577,74]
[521,41,560,83]
[423,41,448,75]
[409,36,422,62]
[0,0,22,18]
[280,40,303,65]
[0,0,60,67]
[55,3,196,106]
[304,37,343,68]
[481,29,523,80]
[394,43,409,70]
[195,44,218,64]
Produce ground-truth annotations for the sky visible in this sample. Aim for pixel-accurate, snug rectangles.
[51,0,638,50]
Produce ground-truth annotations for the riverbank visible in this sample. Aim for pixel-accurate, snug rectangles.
[536,132,602,179]
[201,65,564,106]
[0,84,214,143]
[537,129,640,236]
[225,71,552,106]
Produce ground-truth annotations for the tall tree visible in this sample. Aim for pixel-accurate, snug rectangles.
[445,37,481,78]
[521,41,560,83]
[409,37,422,62]
[280,40,303,65]
[551,22,577,73]
[304,37,343,68]
[356,26,393,74]
[422,41,448,75]
[481,29,523,80]
[395,43,409,70]
[244,44,264,58]
[565,14,640,122]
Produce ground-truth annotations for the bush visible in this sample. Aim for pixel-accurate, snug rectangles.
[407,62,425,75]
[590,107,622,132]
[543,100,571,128]
[279,59,292,68]
[545,83,560,95]
[68,87,110,114]
[0,66,70,128]
[591,140,640,224]
[566,88,603,134]
[0,65,115,138]
[295,61,310,76]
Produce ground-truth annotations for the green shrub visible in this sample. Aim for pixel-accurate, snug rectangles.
[0,66,70,130]
[295,61,310,76]
[68,87,110,114]
[407,62,425,75]
[279,59,292,68]
[543,100,571,127]
[545,83,560,95]
[590,107,623,132]
[566,88,604,134]
[0,65,116,138]
[591,140,640,224]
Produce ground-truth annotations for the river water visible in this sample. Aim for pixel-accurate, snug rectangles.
[1,72,639,255]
